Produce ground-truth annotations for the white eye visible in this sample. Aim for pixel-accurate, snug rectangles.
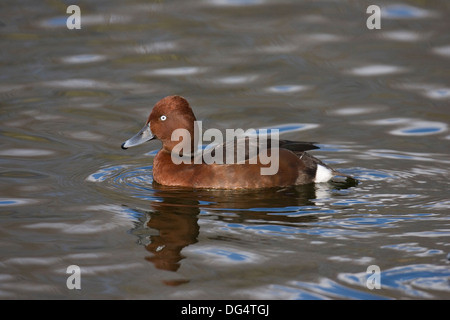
[160,115,167,121]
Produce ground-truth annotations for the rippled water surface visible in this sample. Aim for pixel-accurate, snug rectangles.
[1,0,449,299]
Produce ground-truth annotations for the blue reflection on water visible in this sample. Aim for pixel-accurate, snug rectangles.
[401,127,442,135]
[213,249,247,261]
[228,224,301,235]
[0,200,17,206]
[198,247,252,262]
[291,279,387,300]
[121,206,147,222]
[383,4,432,19]
[269,284,325,300]
[385,6,416,18]
[88,165,125,182]
[347,168,395,181]
[225,223,376,239]
[44,17,67,27]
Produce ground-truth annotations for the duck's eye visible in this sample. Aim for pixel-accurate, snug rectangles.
[160,115,167,121]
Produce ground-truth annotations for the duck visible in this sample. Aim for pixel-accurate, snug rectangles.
[121,95,351,189]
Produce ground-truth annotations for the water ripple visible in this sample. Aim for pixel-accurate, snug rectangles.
[339,264,450,298]
[381,30,423,42]
[364,149,450,164]
[347,64,407,76]
[266,85,311,93]
[382,243,444,257]
[291,278,387,300]
[243,279,386,300]
[143,67,207,76]
[59,54,107,64]
[0,198,39,207]
[208,0,266,6]
[0,148,55,157]
[191,245,264,265]
[433,45,450,57]
[368,118,448,136]
[214,75,258,85]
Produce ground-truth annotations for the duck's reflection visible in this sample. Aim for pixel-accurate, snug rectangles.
[137,179,356,276]
[144,195,199,272]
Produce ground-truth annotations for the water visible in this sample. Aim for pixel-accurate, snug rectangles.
[1,0,449,299]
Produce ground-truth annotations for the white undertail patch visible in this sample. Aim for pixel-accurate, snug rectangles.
[314,164,333,183]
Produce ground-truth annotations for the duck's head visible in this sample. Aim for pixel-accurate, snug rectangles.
[121,95,197,154]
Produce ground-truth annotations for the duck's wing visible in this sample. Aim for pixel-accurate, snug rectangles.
[196,137,320,164]
[197,137,258,164]
[278,139,319,155]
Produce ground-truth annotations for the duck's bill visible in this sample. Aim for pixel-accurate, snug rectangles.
[121,124,155,149]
